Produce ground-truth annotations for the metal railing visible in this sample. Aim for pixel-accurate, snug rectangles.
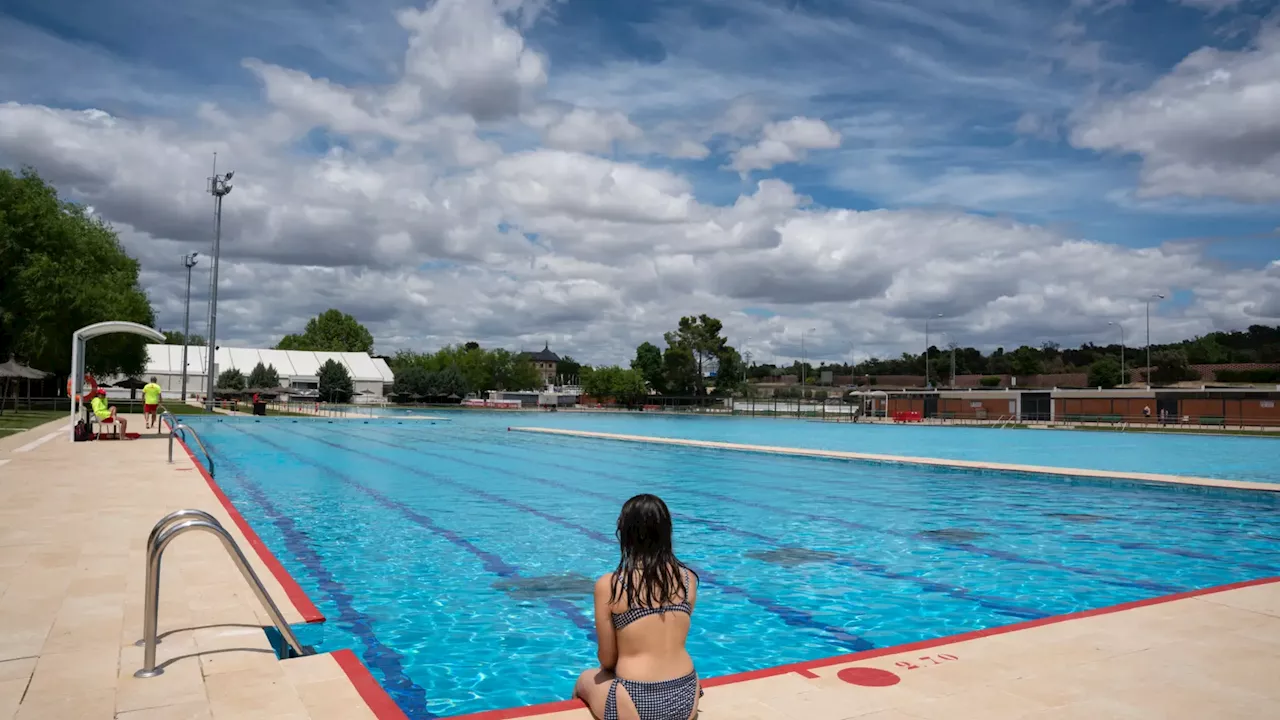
[168,422,215,477]
[155,404,169,434]
[133,509,311,677]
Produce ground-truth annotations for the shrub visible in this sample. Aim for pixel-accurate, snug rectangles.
[1087,357,1121,389]
[979,376,1001,388]
[1215,369,1280,383]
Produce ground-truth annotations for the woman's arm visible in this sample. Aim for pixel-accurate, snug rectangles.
[593,575,618,670]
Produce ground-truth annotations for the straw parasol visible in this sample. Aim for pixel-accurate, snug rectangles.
[0,357,51,414]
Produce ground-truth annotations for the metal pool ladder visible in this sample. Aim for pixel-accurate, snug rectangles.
[168,421,215,477]
[133,509,312,678]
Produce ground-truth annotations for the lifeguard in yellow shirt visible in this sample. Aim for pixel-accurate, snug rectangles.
[142,377,163,429]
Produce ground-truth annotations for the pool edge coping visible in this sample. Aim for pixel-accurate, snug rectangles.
[507,426,1280,493]
[448,574,1280,720]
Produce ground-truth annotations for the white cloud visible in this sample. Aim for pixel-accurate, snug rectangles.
[395,0,548,120]
[729,116,842,174]
[1175,0,1244,13]
[541,107,642,153]
[0,1,1276,366]
[1070,27,1280,202]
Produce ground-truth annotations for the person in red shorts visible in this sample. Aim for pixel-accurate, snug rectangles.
[142,377,163,429]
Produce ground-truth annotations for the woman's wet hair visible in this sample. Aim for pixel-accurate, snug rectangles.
[610,494,695,608]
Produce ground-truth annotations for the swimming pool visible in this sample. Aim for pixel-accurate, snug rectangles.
[191,415,1280,717]
[483,411,1280,483]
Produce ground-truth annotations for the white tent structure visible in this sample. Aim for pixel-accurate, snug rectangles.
[138,345,393,401]
[68,321,166,441]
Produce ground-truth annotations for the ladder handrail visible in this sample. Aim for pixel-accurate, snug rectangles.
[134,516,311,677]
[145,508,222,550]
[155,404,168,434]
[168,422,215,477]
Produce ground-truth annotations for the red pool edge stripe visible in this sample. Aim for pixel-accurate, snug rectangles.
[333,649,412,720]
[177,436,326,624]
[448,574,1280,720]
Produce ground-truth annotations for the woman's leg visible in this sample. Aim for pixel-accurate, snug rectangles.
[573,668,616,719]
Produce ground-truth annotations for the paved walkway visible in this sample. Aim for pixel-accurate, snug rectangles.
[0,414,383,720]
[480,578,1279,720]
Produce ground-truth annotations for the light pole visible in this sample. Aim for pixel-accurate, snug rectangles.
[1109,321,1125,387]
[742,337,751,386]
[205,166,234,410]
[180,252,199,401]
[1145,293,1165,387]
[949,342,957,389]
[924,313,942,388]
[800,327,816,386]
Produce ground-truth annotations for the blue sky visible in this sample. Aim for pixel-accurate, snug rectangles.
[1,0,1277,360]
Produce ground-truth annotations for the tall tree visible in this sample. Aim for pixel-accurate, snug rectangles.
[557,355,582,383]
[663,315,731,395]
[216,368,245,390]
[275,309,374,353]
[317,359,354,402]
[246,362,281,388]
[0,167,155,380]
[631,342,664,392]
[662,345,698,395]
[162,330,205,346]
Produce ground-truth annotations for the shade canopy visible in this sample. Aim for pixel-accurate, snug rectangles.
[0,358,49,380]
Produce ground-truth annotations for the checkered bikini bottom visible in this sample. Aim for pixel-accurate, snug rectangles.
[604,671,701,720]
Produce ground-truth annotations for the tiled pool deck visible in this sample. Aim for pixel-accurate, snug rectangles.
[1,416,1276,719]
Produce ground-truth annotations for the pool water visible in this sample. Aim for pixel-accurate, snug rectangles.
[487,411,1280,484]
[189,415,1280,718]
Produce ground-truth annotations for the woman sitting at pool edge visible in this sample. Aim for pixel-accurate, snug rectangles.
[575,494,702,720]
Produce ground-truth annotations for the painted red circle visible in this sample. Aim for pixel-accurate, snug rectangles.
[837,667,901,687]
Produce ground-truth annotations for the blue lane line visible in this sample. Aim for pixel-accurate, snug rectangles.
[202,439,435,719]
[441,429,1199,593]
[345,428,1048,621]
[283,425,876,653]
[225,426,598,641]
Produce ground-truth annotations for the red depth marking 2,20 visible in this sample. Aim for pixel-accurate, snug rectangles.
[837,667,901,687]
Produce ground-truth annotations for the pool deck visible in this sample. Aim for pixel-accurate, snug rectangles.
[508,427,1280,493]
[0,414,386,720]
[1,417,1277,720]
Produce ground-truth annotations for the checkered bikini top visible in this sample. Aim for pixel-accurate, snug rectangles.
[611,567,693,630]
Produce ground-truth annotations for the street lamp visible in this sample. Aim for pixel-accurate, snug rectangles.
[800,327,816,386]
[180,252,199,402]
[1145,293,1165,387]
[925,313,942,388]
[743,336,751,385]
[1109,321,1126,387]
[205,164,233,410]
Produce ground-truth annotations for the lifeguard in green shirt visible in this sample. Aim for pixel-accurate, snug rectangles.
[143,377,163,429]
[89,388,130,438]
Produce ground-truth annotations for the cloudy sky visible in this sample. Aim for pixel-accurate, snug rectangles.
[1,0,1278,365]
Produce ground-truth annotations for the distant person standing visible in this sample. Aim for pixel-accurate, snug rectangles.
[143,377,163,429]
[1142,405,1151,422]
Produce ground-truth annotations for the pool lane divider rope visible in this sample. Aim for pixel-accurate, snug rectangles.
[278,423,879,654]
[337,425,1056,621]
[507,427,1280,493]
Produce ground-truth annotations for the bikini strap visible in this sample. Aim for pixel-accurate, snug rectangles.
[603,678,620,720]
